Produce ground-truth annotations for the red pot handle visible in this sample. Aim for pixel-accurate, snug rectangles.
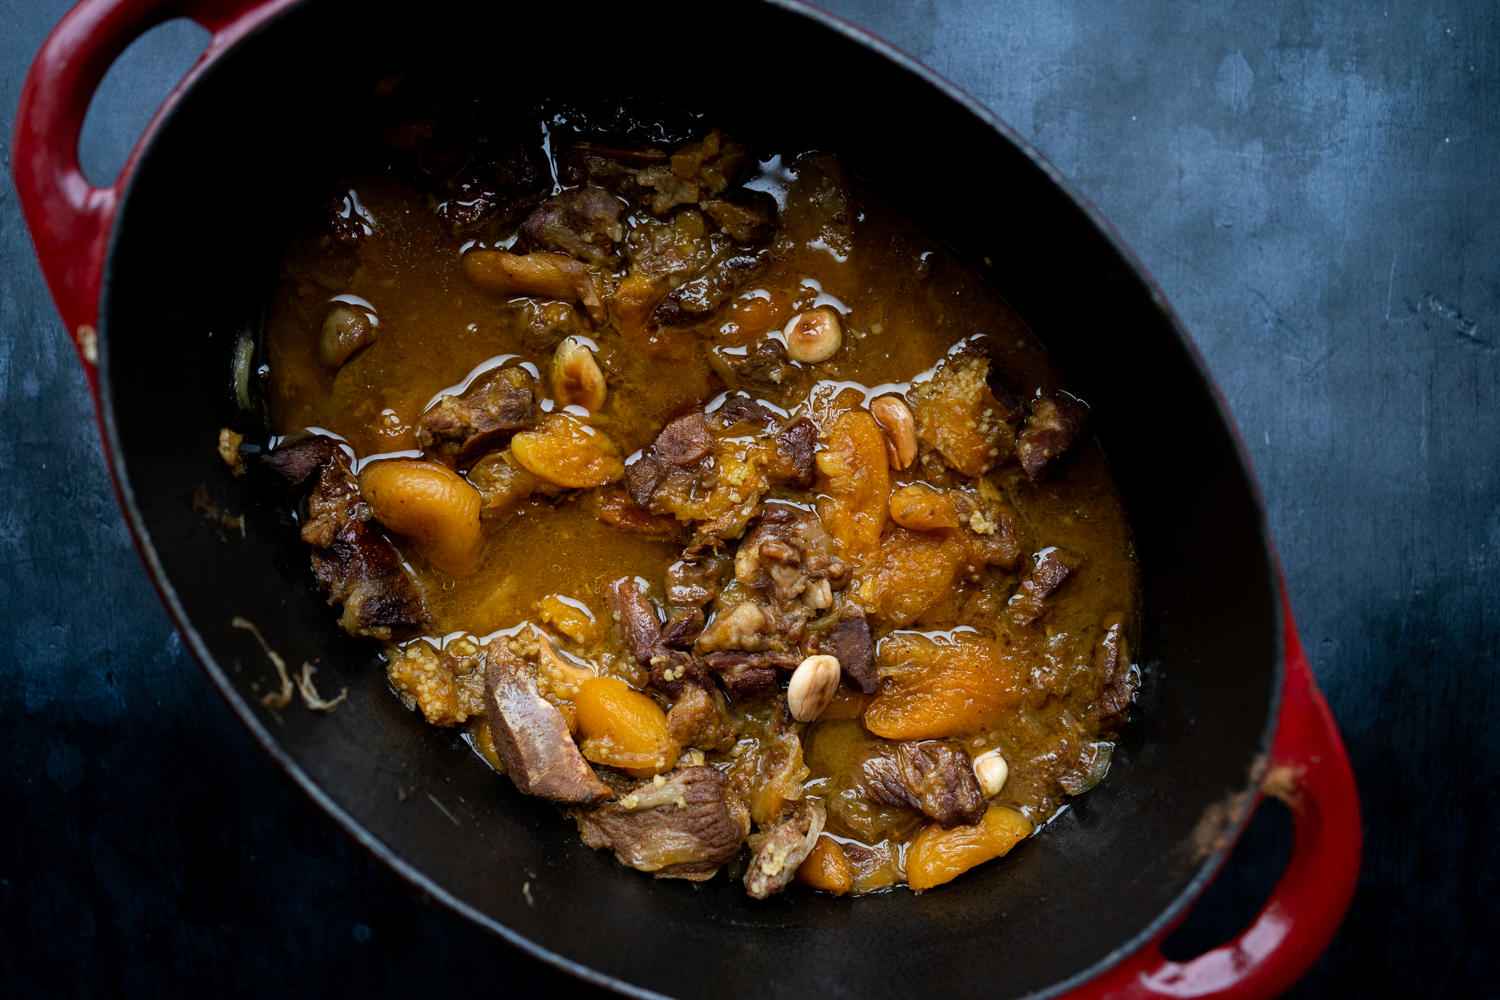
[11,0,296,392]
[1064,591,1362,1000]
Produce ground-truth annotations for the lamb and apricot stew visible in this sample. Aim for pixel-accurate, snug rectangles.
[249,96,1139,897]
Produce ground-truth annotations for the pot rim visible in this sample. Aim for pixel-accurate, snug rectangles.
[91,1,1286,996]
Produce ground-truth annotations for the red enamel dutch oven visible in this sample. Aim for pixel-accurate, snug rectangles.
[13,1,1361,997]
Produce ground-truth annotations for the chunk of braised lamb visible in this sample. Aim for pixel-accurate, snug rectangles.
[660,607,706,648]
[702,190,778,243]
[709,395,778,433]
[517,299,593,354]
[417,366,537,469]
[861,740,986,829]
[652,250,770,329]
[635,166,700,215]
[734,504,849,609]
[773,416,818,488]
[653,412,714,467]
[701,651,801,700]
[817,604,877,694]
[605,577,709,698]
[625,209,714,282]
[383,116,548,234]
[262,434,338,485]
[708,339,805,403]
[569,765,751,880]
[518,185,625,268]
[1016,392,1090,479]
[666,684,738,753]
[744,800,826,899]
[484,640,609,804]
[650,651,711,700]
[265,435,427,639]
[986,364,1031,426]
[689,499,761,547]
[606,577,667,664]
[695,600,806,654]
[1093,615,1137,731]
[624,454,668,509]
[1009,546,1085,626]
[945,480,1025,574]
[557,143,665,195]
[666,556,722,607]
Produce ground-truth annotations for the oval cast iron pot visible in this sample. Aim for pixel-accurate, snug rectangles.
[13,1,1362,997]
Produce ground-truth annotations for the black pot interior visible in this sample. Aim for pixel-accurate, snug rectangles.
[98,2,1281,997]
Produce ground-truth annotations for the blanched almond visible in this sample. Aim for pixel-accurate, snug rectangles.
[552,337,607,411]
[870,395,917,469]
[973,749,1009,798]
[788,654,842,722]
[783,306,843,363]
[319,304,374,367]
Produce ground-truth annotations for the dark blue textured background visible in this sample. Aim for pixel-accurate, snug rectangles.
[3,1,1496,995]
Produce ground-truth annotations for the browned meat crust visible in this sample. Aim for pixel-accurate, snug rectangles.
[605,577,710,698]
[715,338,796,398]
[665,685,737,753]
[484,640,609,804]
[1093,615,1137,732]
[653,413,714,467]
[819,605,877,694]
[744,800,826,899]
[699,651,801,700]
[862,740,986,828]
[518,185,625,267]
[263,435,427,639]
[712,395,778,431]
[624,453,668,509]
[733,504,850,609]
[773,416,818,488]
[653,250,771,329]
[570,766,751,880]
[1010,546,1085,626]
[666,556,722,607]
[701,190,778,243]
[417,366,538,469]
[261,434,335,485]
[1016,391,1089,479]
[660,607,706,648]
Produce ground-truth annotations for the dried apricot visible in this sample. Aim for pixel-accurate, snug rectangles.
[858,528,967,627]
[908,351,1013,476]
[816,410,891,567]
[462,249,603,321]
[906,804,1032,890]
[889,483,964,531]
[864,631,1025,740]
[796,835,854,895]
[537,595,599,645]
[511,414,625,488]
[465,451,539,519]
[574,676,679,778]
[358,458,483,575]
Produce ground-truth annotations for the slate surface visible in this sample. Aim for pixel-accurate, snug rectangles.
[2,0,1496,996]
